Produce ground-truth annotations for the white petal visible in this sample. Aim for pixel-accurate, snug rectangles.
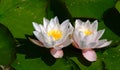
[97,41,112,48]
[54,16,60,25]
[68,22,74,34]
[81,35,96,48]
[61,22,73,37]
[79,32,85,40]
[78,40,87,49]
[61,19,70,34]
[88,42,97,48]
[75,19,82,29]
[50,48,63,58]
[82,49,97,62]
[61,19,69,28]
[0,65,4,70]
[32,22,41,32]
[55,36,71,49]
[33,31,53,48]
[43,17,49,29]
[42,34,54,48]
[84,34,93,42]
[33,31,44,43]
[73,30,80,45]
[85,20,91,28]
[93,39,107,48]
[39,24,46,33]
[91,20,98,31]
[47,18,59,31]
[95,29,105,40]
[49,18,55,29]
[72,40,80,49]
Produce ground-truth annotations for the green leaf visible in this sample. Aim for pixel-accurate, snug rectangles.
[0,23,15,66]
[115,1,120,13]
[70,57,103,70]
[63,0,116,19]
[101,45,120,70]
[0,0,48,38]
[12,54,80,70]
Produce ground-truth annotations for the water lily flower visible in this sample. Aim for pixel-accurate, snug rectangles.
[29,17,73,58]
[72,19,111,62]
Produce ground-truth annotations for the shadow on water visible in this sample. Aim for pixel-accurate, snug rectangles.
[49,0,73,23]
[16,36,56,66]
[63,45,92,66]
[103,7,120,37]
[102,61,108,70]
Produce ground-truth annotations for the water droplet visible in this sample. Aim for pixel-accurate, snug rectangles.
[104,52,108,55]
[34,16,37,19]
[17,62,20,64]
[112,56,115,58]
[31,13,34,15]
[22,0,26,2]
[118,49,120,51]
[117,55,120,57]
[70,2,75,6]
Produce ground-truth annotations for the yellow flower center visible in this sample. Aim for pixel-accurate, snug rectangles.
[47,29,62,41]
[84,29,92,36]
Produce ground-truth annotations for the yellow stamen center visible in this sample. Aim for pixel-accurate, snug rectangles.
[84,29,92,36]
[47,29,62,41]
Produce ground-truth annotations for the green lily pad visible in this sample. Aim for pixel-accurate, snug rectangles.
[70,57,103,70]
[0,0,48,38]
[12,53,81,70]
[63,0,115,19]
[115,1,120,13]
[101,45,120,70]
[0,23,15,66]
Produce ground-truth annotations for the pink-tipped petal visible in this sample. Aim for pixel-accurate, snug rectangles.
[28,37,44,47]
[82,49,97,62]
[50,48,63,58]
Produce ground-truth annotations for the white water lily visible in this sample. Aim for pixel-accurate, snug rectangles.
[72,19,112,62]
[30,16,73,58]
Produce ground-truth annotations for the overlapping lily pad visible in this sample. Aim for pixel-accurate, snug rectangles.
[0,23,15,66]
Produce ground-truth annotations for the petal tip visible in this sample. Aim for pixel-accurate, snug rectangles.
[50,49,63,58]
[82,49,97,62]
[28,37,44,47]
[32,22,37,25]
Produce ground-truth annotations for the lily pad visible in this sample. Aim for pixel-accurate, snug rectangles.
[0,23,15,66]
[101,45,120,70]
[115,1,120,13]
[12,53,81,70]
[63,0,115,19]
[0,0,48,38]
